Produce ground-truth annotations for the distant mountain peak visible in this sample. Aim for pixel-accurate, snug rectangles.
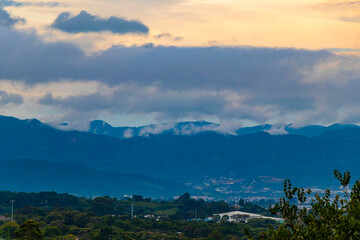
[25,118,45,128]
[88,120,220,139]
[88,120,360,139]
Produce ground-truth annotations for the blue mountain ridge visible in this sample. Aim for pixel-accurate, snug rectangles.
[89,120,359,138]
[0,159,189,198]
[0,115,359,198]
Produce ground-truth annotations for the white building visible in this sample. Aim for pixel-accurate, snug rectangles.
[213,211,284,223]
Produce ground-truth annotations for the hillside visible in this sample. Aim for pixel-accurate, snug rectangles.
[0,116,360,197]
[0,159,189,198]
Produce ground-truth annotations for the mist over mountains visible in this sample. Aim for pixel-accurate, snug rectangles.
[89,119,359,138]
[88,120,220,138]
[1,115,360,199]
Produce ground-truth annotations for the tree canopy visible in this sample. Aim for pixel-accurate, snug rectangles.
[259,170,360,239]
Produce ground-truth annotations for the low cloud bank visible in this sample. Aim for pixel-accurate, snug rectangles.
[1,27,360,127]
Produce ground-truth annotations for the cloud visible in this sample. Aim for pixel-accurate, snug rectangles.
[0,8,24,26]
[0,27,330,89]
[123,128,134,138]
[173,36,183,41]
[34,46,360,125]
[39,86,229,120]
[334,0,360,6]
[140,42,154,48]
[0,90,23,105]
[0,0,60,7]
[154,33,183,41]
[0,0,22,7]
[265,124,288,135]
[318,0,360,7]
[154,33,172,39]
[32,1,60,7]
[338,16,360,22]
[139,123,176,136]
[0,27,85,82]
[3,27,360,126]
[51,11,149,34]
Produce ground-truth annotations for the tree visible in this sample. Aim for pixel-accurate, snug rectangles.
[94,226,113,240]
[14,220,43,240]
[43,226,61,237]
[60,234,77,240]
[208,229,223,240]
[90,196,114,216]
[259,170,360,239]
[0,221,19,239]
[131,195,144,202]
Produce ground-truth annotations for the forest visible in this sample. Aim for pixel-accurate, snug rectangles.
[2,170,359,239]
[0,192,277,239]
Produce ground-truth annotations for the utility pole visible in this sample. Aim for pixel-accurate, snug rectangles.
[131,201,134,219]
[10,200,15,222]
[195,208,197,220]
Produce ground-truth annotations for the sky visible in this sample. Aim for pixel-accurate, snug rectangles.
[0,0,360,130]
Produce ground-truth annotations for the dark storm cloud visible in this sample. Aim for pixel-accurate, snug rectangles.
[0,8,24,26]
[51,11,149,34]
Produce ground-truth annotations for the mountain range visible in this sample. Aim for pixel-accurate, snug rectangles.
[89,120,359,138]
[0,115,360,199]
[88,120,220,138]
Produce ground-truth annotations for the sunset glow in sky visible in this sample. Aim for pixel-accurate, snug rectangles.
[1,0,360,129]
[7,0,360,50]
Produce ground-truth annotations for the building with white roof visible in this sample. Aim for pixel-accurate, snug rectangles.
[214,211,284,223]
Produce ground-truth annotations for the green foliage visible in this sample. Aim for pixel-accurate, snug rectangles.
[0,221,19,239]
[238,200,270,215]
[0,190,278,239]
[90,197,115,216]
[58,234,77,240]
[260,169,360,239]
[5,206,276,240]
[174,193,232,219]
[43,226,61,237]
[0,191,90,214]
[208,229,223,239]
[14,220,43,240]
